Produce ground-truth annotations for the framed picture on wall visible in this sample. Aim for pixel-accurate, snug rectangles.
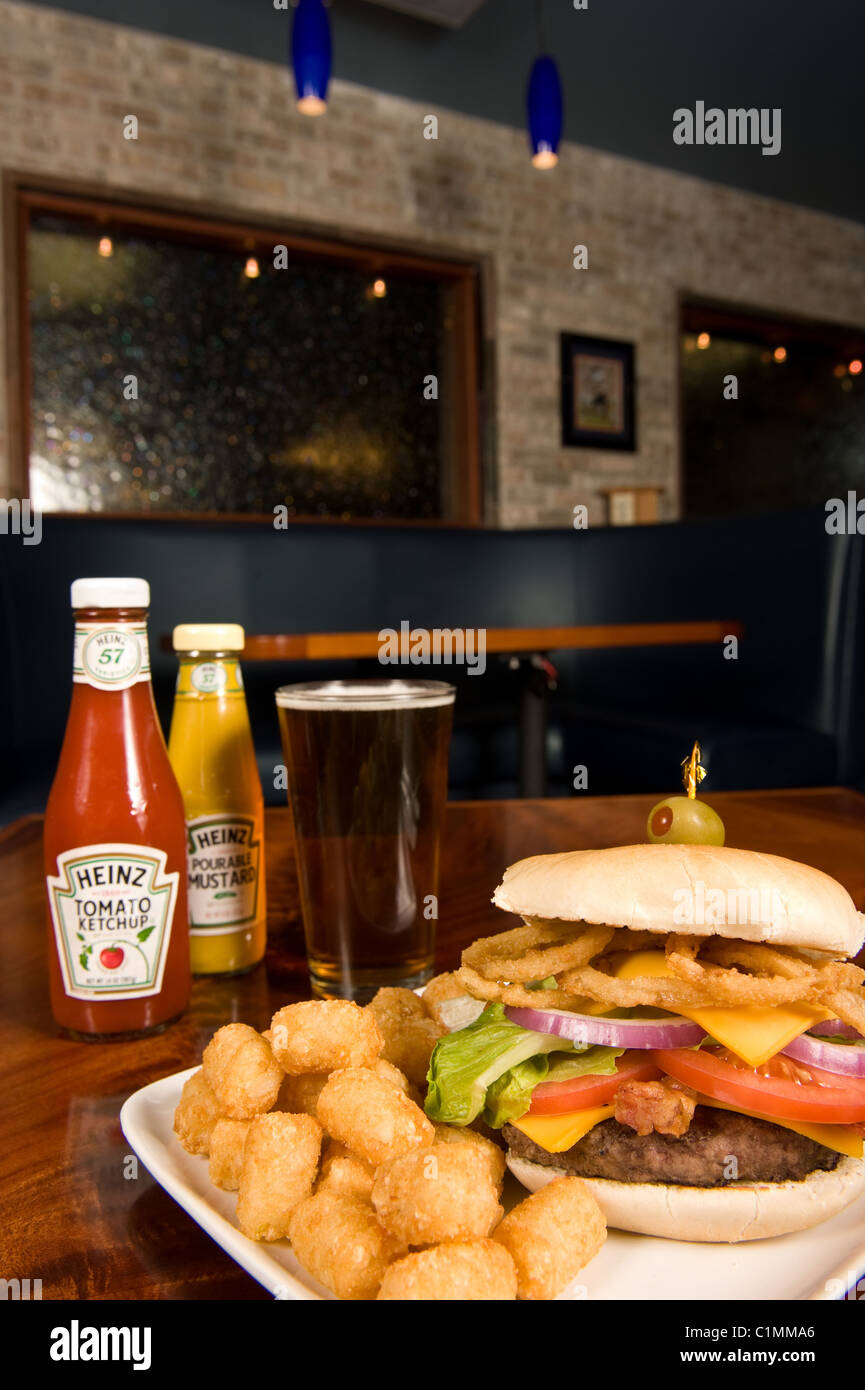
[560,333,636,450]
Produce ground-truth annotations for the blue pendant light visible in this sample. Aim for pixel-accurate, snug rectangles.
[526,1,563,168]
[291,0,332,116]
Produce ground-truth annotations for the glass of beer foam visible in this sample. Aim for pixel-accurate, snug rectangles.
[275,680,455,1000]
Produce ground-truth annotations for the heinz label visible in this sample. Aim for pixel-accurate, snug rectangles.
[47,844,179,1000]
[73,622,152,691]
[174,657,245,699]
[185,815,262,934]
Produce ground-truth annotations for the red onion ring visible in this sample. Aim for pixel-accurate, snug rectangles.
[783,1032,865,1077]
[807,1019,863,1041]
[503,1005,706,1050]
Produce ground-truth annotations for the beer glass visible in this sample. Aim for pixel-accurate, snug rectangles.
[275,680,455,1000]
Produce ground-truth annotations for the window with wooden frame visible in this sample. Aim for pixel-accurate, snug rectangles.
[680,298,865,520]
[7,183,483,522]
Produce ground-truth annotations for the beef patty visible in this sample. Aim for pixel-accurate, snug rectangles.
[502,1106,841,1187]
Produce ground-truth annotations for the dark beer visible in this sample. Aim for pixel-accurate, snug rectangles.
[275,681,454,1000]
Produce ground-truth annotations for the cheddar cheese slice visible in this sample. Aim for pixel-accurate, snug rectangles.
[511,1105,615,1153]
[614,949,831,1067]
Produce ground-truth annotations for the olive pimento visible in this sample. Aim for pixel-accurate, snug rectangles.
[647,740,725,845]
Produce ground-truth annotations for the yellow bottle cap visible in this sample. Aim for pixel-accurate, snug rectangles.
[172,623,245,652]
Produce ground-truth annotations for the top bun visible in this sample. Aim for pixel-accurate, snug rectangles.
[492,843,865,958]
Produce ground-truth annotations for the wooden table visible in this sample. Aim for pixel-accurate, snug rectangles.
[214,621,741,664]
[4,787,864,1299]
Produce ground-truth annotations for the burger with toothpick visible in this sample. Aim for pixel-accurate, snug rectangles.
[425,746,865,1242]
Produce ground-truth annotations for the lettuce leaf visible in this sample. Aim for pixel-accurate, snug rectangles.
[424,1003,627,1127]
[424,1003,567,1125]
[808,1033,865,1046]
[482,1055,551,1127]
[481,1045,623,1128]
[543,1046,623,1084]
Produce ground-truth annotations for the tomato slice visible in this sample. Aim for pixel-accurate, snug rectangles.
[653,1047,865,1124]
[529,1051,661,1115]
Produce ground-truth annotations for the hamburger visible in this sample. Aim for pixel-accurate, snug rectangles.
[424,843,865,1242]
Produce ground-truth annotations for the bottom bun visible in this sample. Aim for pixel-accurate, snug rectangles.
[506,1153,865,1243]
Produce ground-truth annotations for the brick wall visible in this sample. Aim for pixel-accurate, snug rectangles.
[1,0,864,525]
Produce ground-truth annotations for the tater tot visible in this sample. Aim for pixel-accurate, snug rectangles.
[208,1118,250,1191]
[274,1070,329,1117]
[372,1057,411,1094]
[173,1069,222,1155]
[288,1191,406,1301]
[202,1023,283,1120]
[236,1112,322,1241]
[270,1000,382,1075]
[368,986,427,1024]
[372,1145,503,1246]
[421,972,466,1026]
[433,1123,506,1191]
[315,1138,376,1201]
[394,1018,444,1089]
[366,996,444,1090]
[377,1239,517,1301]
[493,1177,606,1300]
[373,1057,422,1106]
[316,1067,434,1167]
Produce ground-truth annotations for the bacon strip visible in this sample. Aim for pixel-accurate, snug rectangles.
[614,1078,698,1137]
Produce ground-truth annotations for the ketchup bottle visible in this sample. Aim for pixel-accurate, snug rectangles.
[44,578,190,1039]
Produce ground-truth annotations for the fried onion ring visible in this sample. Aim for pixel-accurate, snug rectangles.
[817,960,865,990]
[668,936,865,1014]
[456,919,865,1025]
[664,936,810,1006]
[455,964,592,1013]
[462,920,614,983]
[557,964,713,1009]
[701,939,817,982]
[824,988,865,1035]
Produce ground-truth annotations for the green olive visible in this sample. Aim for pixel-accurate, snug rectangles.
[647,795,725,846]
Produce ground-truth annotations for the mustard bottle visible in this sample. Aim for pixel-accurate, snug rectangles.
[168,624,266,975]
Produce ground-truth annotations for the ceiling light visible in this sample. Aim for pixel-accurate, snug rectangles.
[527,2,562,170]
[291,0,331,115]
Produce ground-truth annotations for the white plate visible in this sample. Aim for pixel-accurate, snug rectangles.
[121,1067,865,1301]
